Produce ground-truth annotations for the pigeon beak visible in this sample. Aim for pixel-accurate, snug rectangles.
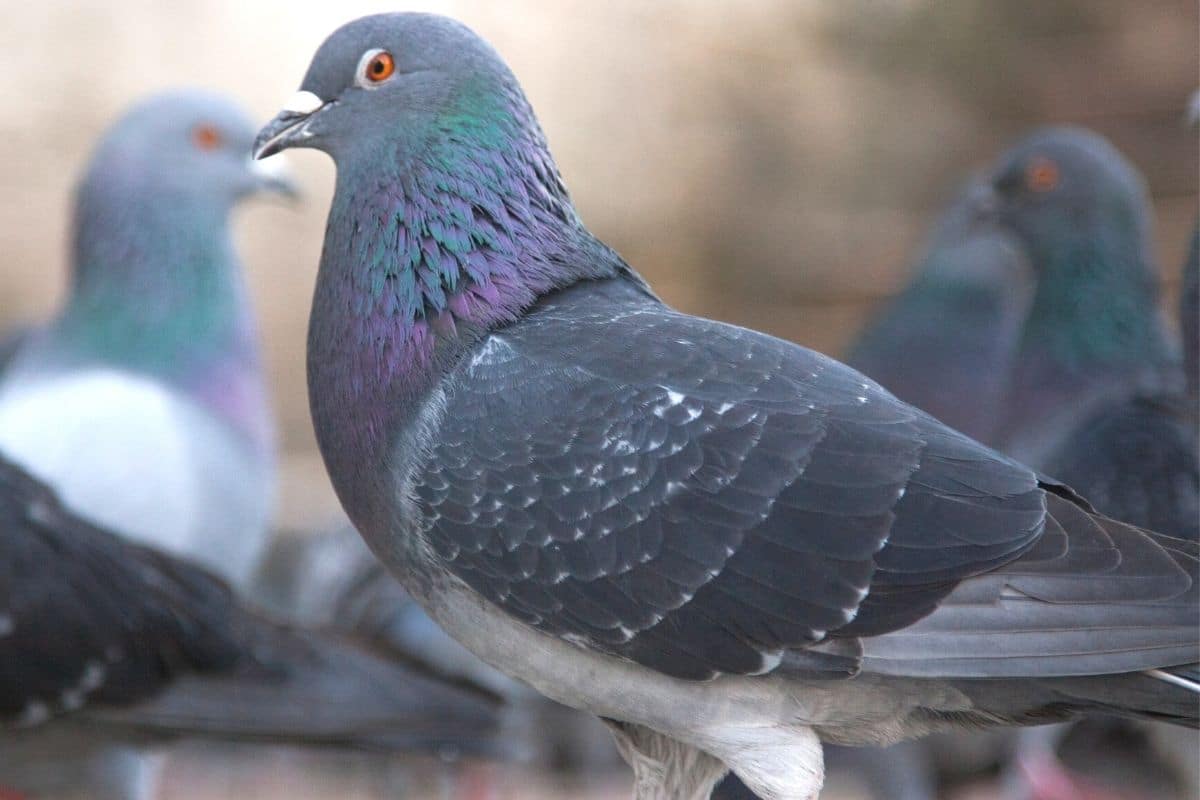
[253,91,330,160]
[248,152,300,199]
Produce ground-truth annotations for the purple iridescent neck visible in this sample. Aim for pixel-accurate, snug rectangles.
[307,86,623,512]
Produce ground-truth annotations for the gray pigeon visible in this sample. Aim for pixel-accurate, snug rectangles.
[255,14,1199,799]
[0,90,283,589]
[0,453,508,800]
[973,132,1200,800]
[984,131,1197,540]
[986,128,1180,468]
[847,179,1030,446]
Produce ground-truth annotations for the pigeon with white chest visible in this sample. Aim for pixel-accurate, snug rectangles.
[0,90,283,589]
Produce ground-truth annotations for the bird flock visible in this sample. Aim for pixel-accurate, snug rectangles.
[0,12,1195,800]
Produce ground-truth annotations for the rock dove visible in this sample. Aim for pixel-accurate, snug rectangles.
[982,131,1197,539]
[975,136,1200,800]
[985,128,1180,468]
[846,179,1030,446]
[0,453,508,800]
[0,90,283,589]
[255,14,1200,799]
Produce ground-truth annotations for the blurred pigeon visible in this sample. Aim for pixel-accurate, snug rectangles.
[847,179,1030,445]
[0,454,508,800]
[987,128,1179,468]
[982,133,1199,800]
[0,90,283,589]
[985,130,1196,539]
[1022,231,1198,800]
[255,523,625,773]
[255,14,1199,799]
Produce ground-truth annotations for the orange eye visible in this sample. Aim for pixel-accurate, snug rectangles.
[192,124,223,151]
[1025,157,1060,193]
[365,51,395,83]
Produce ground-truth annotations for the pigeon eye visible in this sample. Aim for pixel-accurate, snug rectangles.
[1025,157,1060,193]
[192,124,224,152]
[360,49,396,85]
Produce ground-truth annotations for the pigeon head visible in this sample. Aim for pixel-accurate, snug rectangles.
[986,129,1175,456]
[72,90,295,300]
[82,89,293,214]
[255,14,534,168]
[985,127,1152,266]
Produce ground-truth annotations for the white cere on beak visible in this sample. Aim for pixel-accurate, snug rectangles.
[282,91,325,115]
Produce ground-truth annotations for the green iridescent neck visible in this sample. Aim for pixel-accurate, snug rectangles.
[53,193,257,381]
[1018,229,1170,372]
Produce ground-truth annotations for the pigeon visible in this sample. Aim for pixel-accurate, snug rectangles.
[0,453,508,800]
[985,128,1180,469]
[967,132,1200,800]
[255,14,1199,799]
[0,90,283,589]
[846,179,1031,446]
[983,130,1197,539]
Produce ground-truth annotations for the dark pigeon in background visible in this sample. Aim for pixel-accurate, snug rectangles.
[0,453,508,800]
[847,179,1030,446]
[0,90,283,591]
[987,128,1180,469]
[982,131,1200,800]
[256,14,1199,799]
[986,129,1196,540]
[256,523,624,773]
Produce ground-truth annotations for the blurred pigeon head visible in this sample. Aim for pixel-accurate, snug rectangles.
[79,89,293,215]
[984,127,1151,265]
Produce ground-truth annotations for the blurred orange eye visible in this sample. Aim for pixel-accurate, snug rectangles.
[1025,157,1060,193]
[365,51,395,83]
[192,124,223,151]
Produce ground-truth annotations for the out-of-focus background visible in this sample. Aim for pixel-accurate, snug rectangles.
[0,1,1196,798]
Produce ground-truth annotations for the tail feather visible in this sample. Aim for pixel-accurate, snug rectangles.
[1146,666,1200,694]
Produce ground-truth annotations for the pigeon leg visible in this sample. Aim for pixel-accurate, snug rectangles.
[604,720,729,800]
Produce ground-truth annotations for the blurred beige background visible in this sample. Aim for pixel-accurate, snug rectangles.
[1,0,1196,529]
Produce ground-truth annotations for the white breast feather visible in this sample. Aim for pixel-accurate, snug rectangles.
[0,370,200,557]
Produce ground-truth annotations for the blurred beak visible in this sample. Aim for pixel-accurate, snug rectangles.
[254,91,329,160]
[249,152,299,199]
